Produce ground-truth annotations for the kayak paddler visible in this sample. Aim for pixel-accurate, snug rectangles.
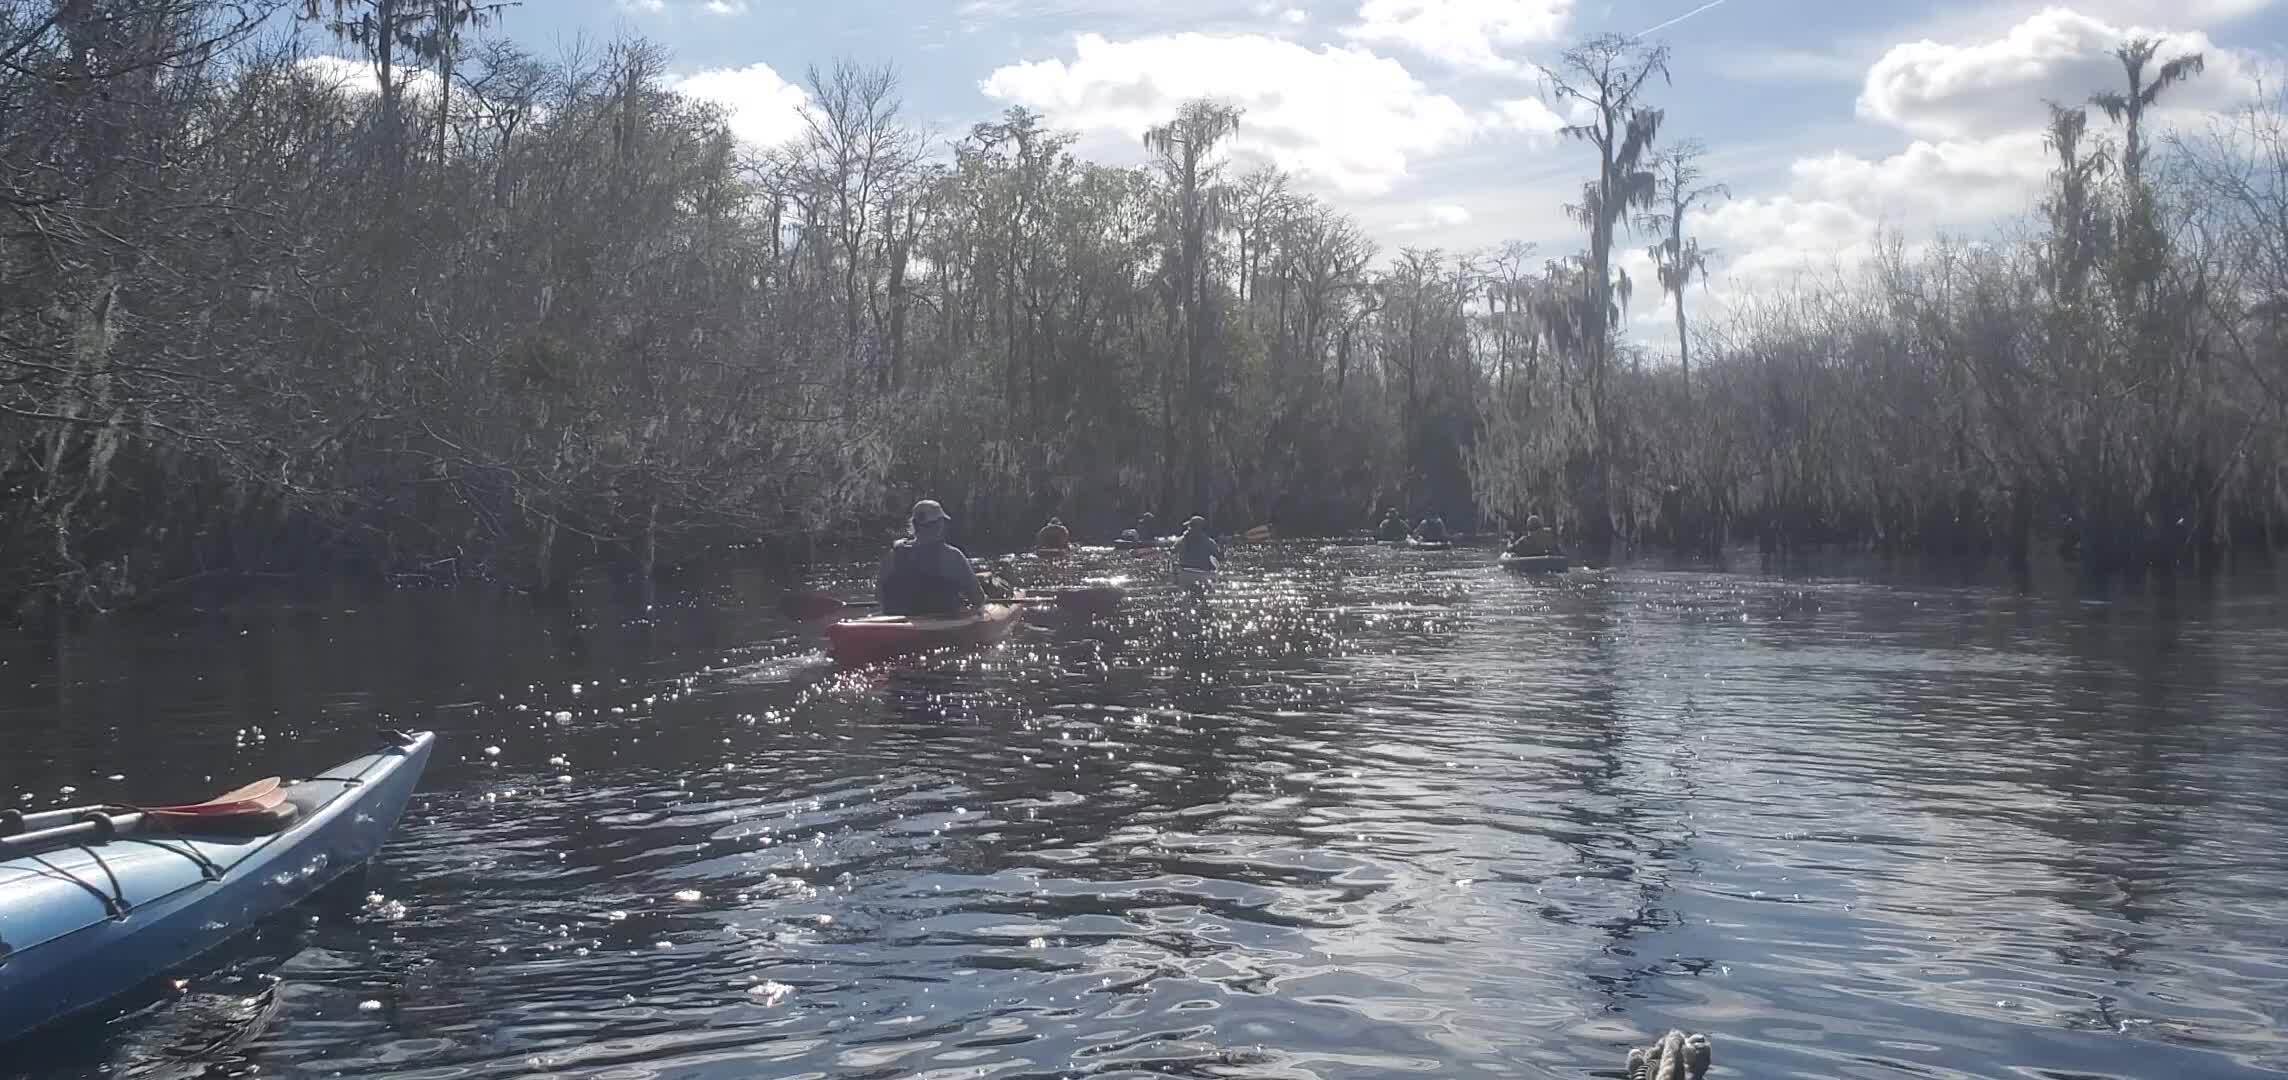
[1035,517,1071,551]
[1506,514,1560,556]
[877,499,987,617]
[1375,507,1408,542]
[1413,513,1450,542]
[1136,512,1159,542]
[1176,515,1220,572]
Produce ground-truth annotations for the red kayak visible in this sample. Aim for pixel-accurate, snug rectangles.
[825,603,1021,665]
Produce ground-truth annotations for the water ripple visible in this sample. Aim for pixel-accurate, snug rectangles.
[3,550,2284,1077]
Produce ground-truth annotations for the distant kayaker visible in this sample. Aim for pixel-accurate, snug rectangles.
[1414,514,1450,542]
[1506,514,1560,556]
[1035,517,1071,551]
[877,499,987,617]
[1136,512,1159,541]
[1176,515,1221,571]
[1375,507,1408,542]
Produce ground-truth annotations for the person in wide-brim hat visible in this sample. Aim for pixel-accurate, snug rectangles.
[877,499,986,616]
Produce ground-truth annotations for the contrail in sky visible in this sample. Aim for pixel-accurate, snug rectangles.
[1636,0,1729,39]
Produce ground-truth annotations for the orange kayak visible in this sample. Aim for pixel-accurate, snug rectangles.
[825,603,1021,665]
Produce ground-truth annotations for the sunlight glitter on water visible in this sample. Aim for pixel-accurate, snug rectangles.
[3,547,2286,1078]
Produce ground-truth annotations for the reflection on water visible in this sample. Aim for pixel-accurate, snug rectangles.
[4,548,2286,1079]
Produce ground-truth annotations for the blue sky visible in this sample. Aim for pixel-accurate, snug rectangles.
[436,0,2285,334]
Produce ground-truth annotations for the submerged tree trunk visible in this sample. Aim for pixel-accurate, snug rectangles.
[535,513,563,599]
[638,493,658,609]
[2008,486,2034,589]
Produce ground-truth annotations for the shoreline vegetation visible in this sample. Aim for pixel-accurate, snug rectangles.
[4,3,2284,620]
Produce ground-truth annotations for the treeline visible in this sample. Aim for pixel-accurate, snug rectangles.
[1471,37,2287,577]
[5,0,877,612]
[2,4,2282,617]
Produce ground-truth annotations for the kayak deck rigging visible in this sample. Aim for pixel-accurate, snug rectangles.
[0,730,434,1043]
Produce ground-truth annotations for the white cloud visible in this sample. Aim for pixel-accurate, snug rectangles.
[1701,197,1876,268]
[1568,1,2274,354]
[296,55,374,90]
[2040,0,2275,24]
[294,54,438,99]
[1791,131,2051,226]
[617,0,666,11]
[1485,96,1564,135]
[1666,129,2060,345]
[983,32,1519,195]
[1393,202,1473,231]
[1688,195,1887,317]
[703,0,749,12]
[1876,0,2275,69]
[1859,8,2259,140]
[1616,245,1670,330]
[1283,6,1310,23]
[1678,131,2046,322]
[674,63,810,147]
[1342,0,1573,75]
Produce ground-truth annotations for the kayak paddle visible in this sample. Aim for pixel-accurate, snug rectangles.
[0,779,292,854]
[782,587,1124,622]
[780,589,875,622]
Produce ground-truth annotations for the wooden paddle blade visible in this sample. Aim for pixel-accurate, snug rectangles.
[149,796,301,834]
[151,791,286,819]
[207,777,281,805]
[147,778,285,815]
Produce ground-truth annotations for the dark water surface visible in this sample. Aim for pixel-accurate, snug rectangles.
[4,546,2286,1079]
